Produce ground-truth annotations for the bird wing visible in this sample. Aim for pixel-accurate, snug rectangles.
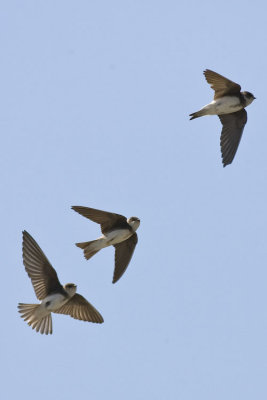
[113,233,138,283]
[72,206,128,234]
[22,231,63,300]
[204,69,241,99]
[54,293,104,323]
[219,109,247,167]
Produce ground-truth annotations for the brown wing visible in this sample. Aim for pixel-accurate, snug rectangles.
[204,69,241,99]
[54,293,104,323]
[22,231,63,300]
[71,206,128,234]
[219,109,247,167]
[113,233,138,284]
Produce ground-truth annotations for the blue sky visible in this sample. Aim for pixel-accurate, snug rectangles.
[2,1,267,399]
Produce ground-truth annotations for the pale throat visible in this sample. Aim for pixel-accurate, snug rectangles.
[128,220,140,231]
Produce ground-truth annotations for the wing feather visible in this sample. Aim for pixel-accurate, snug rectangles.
[72,206,128,233]
[54,293,104,323]
[113,233,138,283]
[219,109,247,167]
[204,69,241,99]
[22,231,63,300]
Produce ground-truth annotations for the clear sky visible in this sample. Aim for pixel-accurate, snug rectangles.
[2,1,267,399]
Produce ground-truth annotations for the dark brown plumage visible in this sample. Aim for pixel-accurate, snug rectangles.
[72,206,140,283]
[18,231,104,334]
[190,69,255,167]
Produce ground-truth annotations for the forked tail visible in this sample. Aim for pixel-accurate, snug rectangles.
[189,110,205,120]
[75,240,101,260]
[18,303,52,335]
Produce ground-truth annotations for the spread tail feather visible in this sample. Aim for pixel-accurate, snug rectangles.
[18,303,52,335]
[75,240,101,260]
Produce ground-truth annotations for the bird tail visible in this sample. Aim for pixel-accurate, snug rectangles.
[75,240,101,260]
[189,110,205,120]
[18,303,52,335]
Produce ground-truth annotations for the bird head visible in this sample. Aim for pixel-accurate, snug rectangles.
[64,283,77,297]
[127,216,140,231]
[243,91,256,106]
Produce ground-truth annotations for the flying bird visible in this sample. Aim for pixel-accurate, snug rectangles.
[72,206,140,284]
[18,230,104,334]
[189,69,255,167]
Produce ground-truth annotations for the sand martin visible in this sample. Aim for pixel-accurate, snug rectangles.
[72,206,140,284]
[18,231,104,335]
[190,69,255,167]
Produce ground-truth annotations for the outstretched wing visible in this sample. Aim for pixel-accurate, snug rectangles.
[54,293,104,323]
[22,231,63,300]
[72,206,129,233]
[219,109,247,167]
[113,233,138,283]
[204,69,241,99]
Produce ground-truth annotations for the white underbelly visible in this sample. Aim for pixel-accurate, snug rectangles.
[214,96,242,114]
[202,97,243,115]
[102,229,132,246]
[41,293,68,311]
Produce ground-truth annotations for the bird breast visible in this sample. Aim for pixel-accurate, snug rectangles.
[41,293,69,311]
[128,219,140,231]
[213,96,243,115]
[103,229,133,246]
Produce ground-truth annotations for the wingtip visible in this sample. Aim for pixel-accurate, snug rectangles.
[93,314,104,323]
[72,205,83,212]
[22,230,32,241]
[222,159,231,168]
[112,274,120,284]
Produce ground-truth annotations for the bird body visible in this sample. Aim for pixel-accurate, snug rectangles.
[89,228,134,248]
[18,231,104,334]
[190,95,245,119]
[190,69,255,166]
[72,206,140,283]
[76,228,135,259]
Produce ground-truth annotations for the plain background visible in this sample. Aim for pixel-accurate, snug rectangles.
[2,1,267,399]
